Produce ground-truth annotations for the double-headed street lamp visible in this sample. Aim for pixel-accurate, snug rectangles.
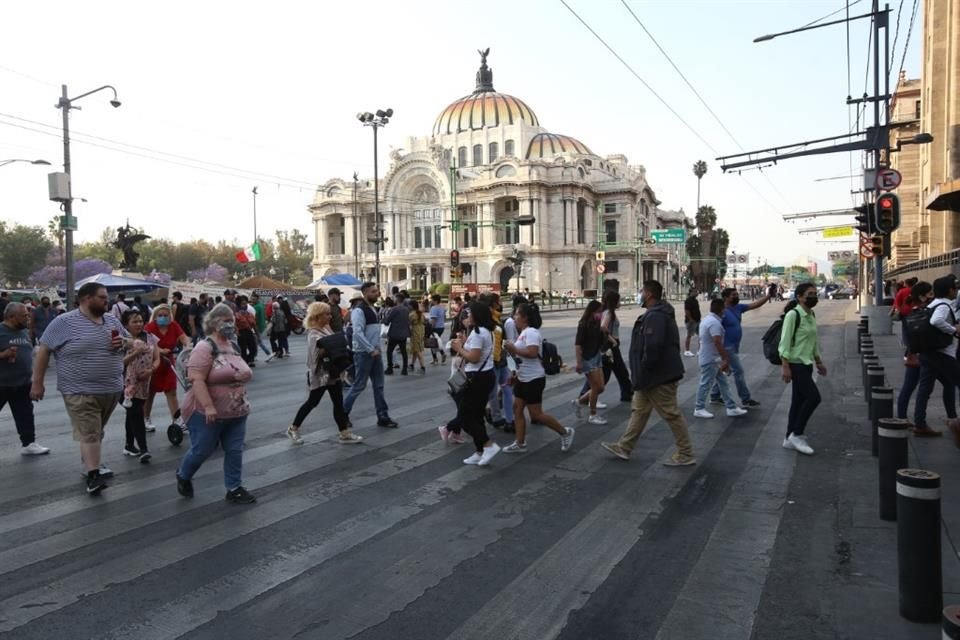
[357,108,393,286]
[54,84,121,309]
[0,158,51,168]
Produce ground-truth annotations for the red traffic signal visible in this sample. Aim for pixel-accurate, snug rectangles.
[873,193,900,234]
[450,249,460,267]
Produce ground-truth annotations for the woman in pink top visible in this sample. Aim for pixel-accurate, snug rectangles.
[175,303,256,504]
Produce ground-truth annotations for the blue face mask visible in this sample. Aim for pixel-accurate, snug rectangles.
[156,316,170,327]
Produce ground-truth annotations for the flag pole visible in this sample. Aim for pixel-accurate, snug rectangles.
[252,186,258,276]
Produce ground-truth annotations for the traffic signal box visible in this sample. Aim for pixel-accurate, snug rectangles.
[874,193,900,234]
[855,203,875,234]
[870,235,884,257]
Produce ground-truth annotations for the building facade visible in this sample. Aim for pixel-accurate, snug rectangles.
[887,72,923,269]
[309,52,687,295]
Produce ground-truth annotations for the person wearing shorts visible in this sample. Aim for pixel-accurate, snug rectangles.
[31,283,126,495]
[502,303,573,454]
[683,291,701,357]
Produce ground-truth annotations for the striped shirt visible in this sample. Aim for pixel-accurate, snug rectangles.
[40,310,126,395]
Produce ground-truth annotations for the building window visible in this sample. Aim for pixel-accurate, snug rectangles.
[462,226,478,248]
[458,146,467,168]
[915,100,921,119]
[398,267,407,281]
[576,200,586,244]
[414,227,422,249]
[604,219,617,244]
[563,200,569,245]
[504,139,515,156]
[605,260,619,273]
[489,142,499,162]
[473,144,483,166]
[435,226,443,248]
[604,203,617,214]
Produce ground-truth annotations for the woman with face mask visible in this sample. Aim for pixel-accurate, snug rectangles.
[897,281,944,436]
[144,304,191,433]
[778,283,827,455]
[175,303,256,504]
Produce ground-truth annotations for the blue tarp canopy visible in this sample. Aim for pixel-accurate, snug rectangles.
[308,273,363,288]
[74,273,167,292]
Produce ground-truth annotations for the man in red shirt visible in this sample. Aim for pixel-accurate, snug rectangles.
[892,277,918,345]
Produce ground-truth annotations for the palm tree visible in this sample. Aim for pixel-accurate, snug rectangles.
[693,160,707,210]
[47,216,64,265]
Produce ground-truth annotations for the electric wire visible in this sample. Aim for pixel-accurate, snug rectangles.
[801,0,866,27]
[895,0,921,81]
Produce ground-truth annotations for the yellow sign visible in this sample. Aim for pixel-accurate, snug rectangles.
[823,226,854,238]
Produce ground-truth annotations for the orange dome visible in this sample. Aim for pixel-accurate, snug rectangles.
[433,49,540,136]
[525,133,592,159]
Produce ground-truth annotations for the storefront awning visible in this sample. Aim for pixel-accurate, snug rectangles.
[925,179,960,211]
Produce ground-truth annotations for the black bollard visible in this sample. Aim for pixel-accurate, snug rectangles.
[897,468,942,622]
[865,366,885,407]
[870,387,894,456]
[857,327,866,353]
[878,418,910,521]
[943,605,960,639]
[862,356,879,397]
[861,314,869,333]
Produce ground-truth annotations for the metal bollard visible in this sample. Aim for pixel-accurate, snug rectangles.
[897,469,942,623]
[865,366,885,407]
[943,605,960,638]
[857,326,867,353]
[869,387,894,456]
[878,418,910,521]
[861,356,879,397]
[860,315,870,333]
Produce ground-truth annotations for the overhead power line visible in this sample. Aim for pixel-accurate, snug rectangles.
[896,0,921,81]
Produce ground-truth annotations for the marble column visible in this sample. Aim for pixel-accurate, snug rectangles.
[480,202,495,250]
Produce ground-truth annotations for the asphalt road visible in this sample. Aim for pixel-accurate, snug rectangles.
[0,299,910,639]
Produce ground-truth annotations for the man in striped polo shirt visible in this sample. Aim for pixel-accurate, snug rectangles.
[31,283,126,495]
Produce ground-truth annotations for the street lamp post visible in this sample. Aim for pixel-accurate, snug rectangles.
[56,83,121,309]
[0,158,51,168]
[357,109,393,286]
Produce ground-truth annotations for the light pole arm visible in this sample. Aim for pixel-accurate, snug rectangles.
[64,84,120,106]
[754,10,880,42]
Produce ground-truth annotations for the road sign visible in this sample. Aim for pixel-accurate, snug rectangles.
[737,254,748,264]
[876,168,902,191]
[650,228,686,244]
[596,264,606,274]
[823,226,854,238]
[595,250,605,261]
[59,215,78,231]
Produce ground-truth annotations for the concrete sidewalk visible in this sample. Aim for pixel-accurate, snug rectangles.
[834,309,960,637]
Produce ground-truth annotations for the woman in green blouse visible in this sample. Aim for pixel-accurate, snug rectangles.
[778,282,828,456]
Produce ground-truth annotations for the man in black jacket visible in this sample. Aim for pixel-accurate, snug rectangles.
[601,280,695,466]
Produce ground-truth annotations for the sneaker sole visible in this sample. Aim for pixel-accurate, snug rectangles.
[663,459,696,467]
[601,443,629,460]
[338,439,363,444]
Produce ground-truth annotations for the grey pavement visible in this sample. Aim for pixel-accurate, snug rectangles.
[0,300,951,639]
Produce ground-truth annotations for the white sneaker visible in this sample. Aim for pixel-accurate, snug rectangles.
[477,443,501,466]
[693,409,714,419]
[595,402,608,410]
[502,441,528,454]
[145,419,156,433]
[587,414,608,425]
[463,452,483,465]
[784,434,814,455]
[571,399,584,419]
[79,464,113,478]
[21,442,50,456]
[560,427,575,452]
[121,397,133,409]
[726,407,748,417]
[683,351,696,357]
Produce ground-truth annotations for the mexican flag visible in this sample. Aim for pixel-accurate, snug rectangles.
[236,243,261,263]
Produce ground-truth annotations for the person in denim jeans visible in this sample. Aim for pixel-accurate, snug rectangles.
[709,287,769,407]
[175,303,256,504]
[342,283,398,428]
[896,281,944,437]
[694,298,746,419]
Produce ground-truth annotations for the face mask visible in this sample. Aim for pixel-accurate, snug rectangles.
[156,316,170,327]
[639,293,647,307]
[41,301,50,307]
[805,296,819,308]
[219,322,237,340]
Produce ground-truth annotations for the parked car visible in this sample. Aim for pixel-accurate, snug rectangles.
[830,288,856,300]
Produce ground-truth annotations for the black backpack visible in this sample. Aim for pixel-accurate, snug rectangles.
[541,340,562,375]
[315,331,352,377]
[761,308,800,366]
[905,303,956,353]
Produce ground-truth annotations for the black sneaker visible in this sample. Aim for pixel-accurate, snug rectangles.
[400,369,408,376]
[86,470,107,495]
[709,398,724,406]
[384,368,394,375]
[225,486,256,504]
[176,475,194,498]
[743,399,761,408]
[492,418,506,430]
[503,423,516,434]
[123,446,140,457]
[139,452,152,464]
[377,417,399,428]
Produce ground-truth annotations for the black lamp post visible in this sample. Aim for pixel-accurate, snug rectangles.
[357,109,393,286]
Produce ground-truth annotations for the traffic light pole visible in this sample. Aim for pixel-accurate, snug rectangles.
[871,0,887,306]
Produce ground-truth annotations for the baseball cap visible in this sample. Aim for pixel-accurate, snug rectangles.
[328,288,342,296]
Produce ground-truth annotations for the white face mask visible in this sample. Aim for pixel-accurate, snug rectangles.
[219,322,237,341]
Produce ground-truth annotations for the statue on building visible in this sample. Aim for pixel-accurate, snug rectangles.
[113,222,151,270]
[475,47,494,92]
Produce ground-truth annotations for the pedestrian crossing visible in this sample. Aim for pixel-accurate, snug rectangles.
[0,308,835,639]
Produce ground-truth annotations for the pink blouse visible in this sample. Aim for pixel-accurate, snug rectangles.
[181,339,253,421]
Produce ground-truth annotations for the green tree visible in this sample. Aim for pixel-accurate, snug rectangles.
[75,227,121,265]
[685,205,728,292]
[0,223,54,286]
[47,216,65,265]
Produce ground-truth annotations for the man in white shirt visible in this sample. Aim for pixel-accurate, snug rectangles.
[693,298,747,419]
[111,293,130,319]
[916,276,960,435]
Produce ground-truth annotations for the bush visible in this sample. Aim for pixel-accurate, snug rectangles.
[430,282,451,296]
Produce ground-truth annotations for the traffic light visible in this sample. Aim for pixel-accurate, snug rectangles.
[854,203,874,234]
[870,235,884,257]
[874,193,901,234]
[450,249,460,267]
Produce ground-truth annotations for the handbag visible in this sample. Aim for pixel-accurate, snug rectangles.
[425,334,439,350]
[447,353,490,397]
[904,352,920,368]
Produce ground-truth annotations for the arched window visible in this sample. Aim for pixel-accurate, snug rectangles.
[504,140,515,157]
[457,146,467,168]
[473,144,483,166]
[488,142,499,163]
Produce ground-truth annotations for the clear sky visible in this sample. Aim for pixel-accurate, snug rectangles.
[0,0,921,271]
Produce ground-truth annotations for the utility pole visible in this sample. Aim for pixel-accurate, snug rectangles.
[352,172,359,278]
[60,86,74,308]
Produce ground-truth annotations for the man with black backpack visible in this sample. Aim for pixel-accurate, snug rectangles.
[913,276,960,436]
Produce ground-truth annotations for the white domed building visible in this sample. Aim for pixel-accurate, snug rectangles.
[310,51,689,295]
